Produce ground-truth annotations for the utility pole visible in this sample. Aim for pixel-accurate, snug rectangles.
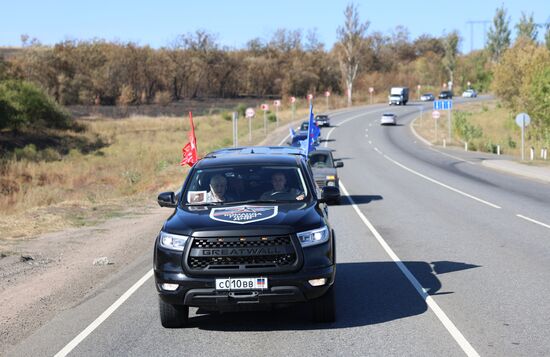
[466,20,491,52]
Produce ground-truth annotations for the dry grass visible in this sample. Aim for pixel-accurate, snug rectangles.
[413,100,550,164]
[0,100,344,240]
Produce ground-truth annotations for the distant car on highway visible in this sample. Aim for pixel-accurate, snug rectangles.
[438,90,453,99]
[315,114,330,127]
[420,93,435,101]
[462,89,477,98]
[380,113,397,126]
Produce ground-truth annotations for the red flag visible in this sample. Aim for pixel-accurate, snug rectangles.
[180,112,198,167]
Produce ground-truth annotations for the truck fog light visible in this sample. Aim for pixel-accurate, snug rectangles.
[161,283,179,291]
[308,278,327,287]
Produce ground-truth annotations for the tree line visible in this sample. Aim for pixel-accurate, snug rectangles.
[0,4,549,138]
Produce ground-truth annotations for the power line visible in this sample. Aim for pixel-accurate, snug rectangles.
[466,20,491,52]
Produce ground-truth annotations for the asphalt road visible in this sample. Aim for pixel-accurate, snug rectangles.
[7,100,550,357]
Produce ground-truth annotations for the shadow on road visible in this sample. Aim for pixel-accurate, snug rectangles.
[339,194,383,206]
[189,260,479,331]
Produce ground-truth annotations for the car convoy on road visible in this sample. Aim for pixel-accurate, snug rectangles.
[153,86,481,327]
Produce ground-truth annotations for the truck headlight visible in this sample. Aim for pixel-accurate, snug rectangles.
[325,175,335,181]
[297,226,329,247]
[159,231,189,251]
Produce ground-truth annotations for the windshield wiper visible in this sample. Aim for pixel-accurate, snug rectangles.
[229,199,299,205]
[185,202,223,206]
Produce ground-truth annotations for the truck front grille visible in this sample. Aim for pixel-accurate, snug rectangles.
[186,235,297,273]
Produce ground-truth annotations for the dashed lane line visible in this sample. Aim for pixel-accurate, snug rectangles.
[516,214,550,230]
[382,153,501,209]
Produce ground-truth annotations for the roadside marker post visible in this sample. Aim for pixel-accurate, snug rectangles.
[245,107,255,142]
[274,100,281,127]
[290,96,296,121]
[232,112,238,147]
[369,87,374,104]
[261,104,269,136]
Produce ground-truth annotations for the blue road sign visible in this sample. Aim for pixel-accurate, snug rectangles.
[433,100,452,110]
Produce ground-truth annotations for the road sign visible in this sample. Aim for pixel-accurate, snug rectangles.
[433,100,452,110]
[324,91,330,97]
[273,100,281,107]
[515,113,531,127]
[260,104,269,111]
[417,84,421,89]
[432,111,441,119]
[245,107,255,118]
[307,94,313,100]
[368,87,374,93]
[290,96,296,103]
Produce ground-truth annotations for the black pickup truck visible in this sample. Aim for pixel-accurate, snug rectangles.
[154,147,340,327]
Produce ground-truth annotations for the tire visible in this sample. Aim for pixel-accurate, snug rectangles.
[312,286,336,323]
[159,297,189,328]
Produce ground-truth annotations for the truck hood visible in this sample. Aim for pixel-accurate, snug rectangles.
[162,201,325,237]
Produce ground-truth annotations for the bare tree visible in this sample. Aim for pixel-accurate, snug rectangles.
[336,3,369,106]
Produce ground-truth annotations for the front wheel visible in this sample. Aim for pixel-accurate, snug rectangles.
[159,297,189,328]
[312,286,336,323]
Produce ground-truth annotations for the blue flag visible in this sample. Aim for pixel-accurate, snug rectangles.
[298,138,308,152]
[289,126,296,138]
[306,104,317,156]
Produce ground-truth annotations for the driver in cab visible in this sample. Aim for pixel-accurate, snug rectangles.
[260,172,304,201]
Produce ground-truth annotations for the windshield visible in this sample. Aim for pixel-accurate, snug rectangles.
[309,152,334,168]
[300,122,309,131]
[183,165,309,205]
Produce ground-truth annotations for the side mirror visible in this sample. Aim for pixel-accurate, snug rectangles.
[335,161,344,168]
[320,186,340,204]
[157,191,177,208]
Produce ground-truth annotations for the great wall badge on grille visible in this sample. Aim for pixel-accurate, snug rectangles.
[209,205,278,224]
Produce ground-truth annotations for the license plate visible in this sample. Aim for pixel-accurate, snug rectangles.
[215,277,268,291]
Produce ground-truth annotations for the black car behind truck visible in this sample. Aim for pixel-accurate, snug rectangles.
[154,147,339,327]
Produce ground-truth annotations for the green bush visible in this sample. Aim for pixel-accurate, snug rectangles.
[453,111,483,142]
[235,103,247,118]
[221,111,232,121]
[507,136,517,148]
[14,144,39,161]
[267,111,277,122]
[0,80,72,131]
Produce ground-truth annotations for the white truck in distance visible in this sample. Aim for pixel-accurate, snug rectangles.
[388,87,409,105]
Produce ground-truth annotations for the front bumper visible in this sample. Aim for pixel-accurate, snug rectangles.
[155,264,335,310]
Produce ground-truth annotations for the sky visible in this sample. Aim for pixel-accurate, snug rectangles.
[1,0,548,52]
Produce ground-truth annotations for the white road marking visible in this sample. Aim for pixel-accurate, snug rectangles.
[374,148,382,154]
[368,140,372,145]
[382,153,501,209]
[516,214,550,230]
[54,269,154,357]
[365,134,369,138]
[339,182,481,357]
